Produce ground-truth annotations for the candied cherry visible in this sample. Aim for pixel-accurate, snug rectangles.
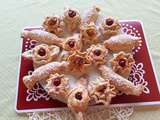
[93,49,101,56]
[118,59,126,67]
[52,77,61,86]
[105,18,114,26]
[68,40,75,48]
[75,92,82,100]
[38,48,46,56]
[68,10,76,18]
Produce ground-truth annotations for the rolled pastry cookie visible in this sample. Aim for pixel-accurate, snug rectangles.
[104,34,141,52]
[98,65,144,96]
[23,61,68,89]
[82,6,100,24]
[22,30,64,46]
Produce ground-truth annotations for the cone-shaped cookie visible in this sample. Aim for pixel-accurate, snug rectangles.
[63,34,82,51]
[23,61,68,89]
[98,65,144,96]
[104,34,141,52]
[22,30,64,46]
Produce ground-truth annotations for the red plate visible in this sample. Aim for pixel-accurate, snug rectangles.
[15,20,160,112]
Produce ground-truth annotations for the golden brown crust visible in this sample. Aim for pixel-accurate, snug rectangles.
[87,44,108,65]
[63,8,81,32]
[80,22,100,45]
[42,15,65,36]
[100,16,121,39]
[110,51,135,78]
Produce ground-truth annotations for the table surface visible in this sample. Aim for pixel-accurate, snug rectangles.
[0,0,160,120]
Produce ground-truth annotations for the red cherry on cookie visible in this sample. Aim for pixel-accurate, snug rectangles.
[118,59,126,67]
[105,18,114,26]
[93,49,101,56]
[52,77,61,86]
[75,92,82,100]
[98,86,106,93]
[38,48,46,56]
[68,10,76,18]
[68,40,75,48]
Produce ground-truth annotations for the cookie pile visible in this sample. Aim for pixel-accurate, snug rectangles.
[21,6,144,120]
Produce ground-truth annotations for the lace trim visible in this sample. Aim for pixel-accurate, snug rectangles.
[27,106,134,120]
